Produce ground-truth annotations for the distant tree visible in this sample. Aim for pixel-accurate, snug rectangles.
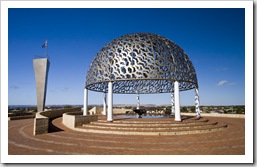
[64,105,72,109]
[124,106,131,109]
[33,108,37,112]
[164,108,171,114]
[190,106,195,113]
[181,107,188,113]
[235,108,244,114]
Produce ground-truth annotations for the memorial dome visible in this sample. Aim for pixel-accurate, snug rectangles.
[86,33,198,94]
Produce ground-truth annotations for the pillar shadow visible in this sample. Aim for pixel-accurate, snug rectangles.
[181,115,194,121]
[113,117,133,121]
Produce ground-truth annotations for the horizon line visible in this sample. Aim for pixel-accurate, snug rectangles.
[8,104,245,107]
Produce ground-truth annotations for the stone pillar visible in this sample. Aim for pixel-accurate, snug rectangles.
[83,88,88,116]
[107,82,113,122]
[195,88,201,118]
[103,92,107,115]
[174,81,181,121]
[33,58,50,112]
[171,92,175,115]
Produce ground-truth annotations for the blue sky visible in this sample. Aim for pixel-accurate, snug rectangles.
[8,8,245,106]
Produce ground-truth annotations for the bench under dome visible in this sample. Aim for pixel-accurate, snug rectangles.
[84,33,200,121]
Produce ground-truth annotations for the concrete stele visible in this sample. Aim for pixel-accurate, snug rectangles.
[33,58,50,112]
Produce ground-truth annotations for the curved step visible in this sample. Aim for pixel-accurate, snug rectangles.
[97,118,209,124]
[75,116,228,136]
[90,121,208,127]
[76,122,228,135]
[84,121,218,130]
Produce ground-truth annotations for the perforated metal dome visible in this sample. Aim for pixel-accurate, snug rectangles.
[86,33,198,94]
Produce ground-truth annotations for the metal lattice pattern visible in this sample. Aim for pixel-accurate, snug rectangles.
[86,33,198,94]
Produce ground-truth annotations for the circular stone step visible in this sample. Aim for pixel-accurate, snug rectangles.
[89,120,211,127]
[74,116,228,136]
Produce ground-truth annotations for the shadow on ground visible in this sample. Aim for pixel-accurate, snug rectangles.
[48,119,64,133]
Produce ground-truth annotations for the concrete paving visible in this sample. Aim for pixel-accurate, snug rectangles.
[8,115,245,155]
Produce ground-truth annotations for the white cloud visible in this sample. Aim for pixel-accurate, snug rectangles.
[217,80,236,86]
[217,80,228,86]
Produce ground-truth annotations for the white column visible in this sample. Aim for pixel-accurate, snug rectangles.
[83,88,88,116]
[171,92,175,115]
[195,88,201,118]
[136,93,140,110]
[107,82,113,122]
[174,81,181,121]
[103,92,107,115]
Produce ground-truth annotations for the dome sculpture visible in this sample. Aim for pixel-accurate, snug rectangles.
[86,33,198,94]
[84,32,200,122]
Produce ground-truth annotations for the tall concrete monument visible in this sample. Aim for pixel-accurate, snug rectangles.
[33,58,50,112]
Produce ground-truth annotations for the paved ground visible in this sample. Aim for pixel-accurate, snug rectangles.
[8,115,245,155]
